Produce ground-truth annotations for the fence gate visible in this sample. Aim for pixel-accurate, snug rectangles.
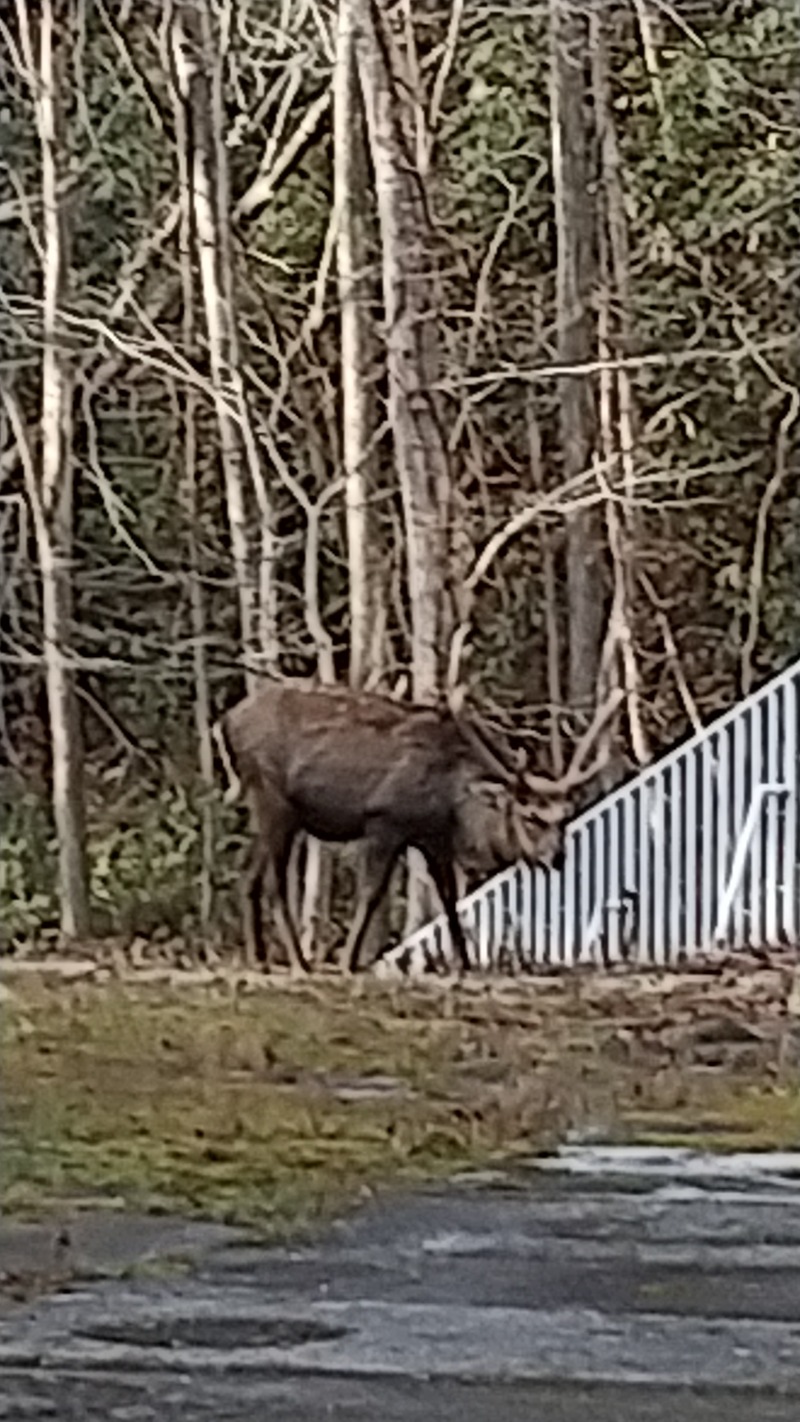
[387,658,800,974]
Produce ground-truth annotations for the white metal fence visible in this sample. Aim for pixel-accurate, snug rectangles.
[389,657,800,973]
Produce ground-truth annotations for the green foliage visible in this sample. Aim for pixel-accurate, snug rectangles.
[0,782,245,948]
[0,793,59,948]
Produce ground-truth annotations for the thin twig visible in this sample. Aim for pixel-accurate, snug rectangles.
[427,0,464,156]
[631,0,666,121]
[526,393,564,775]
[740,387,800,695]
[640,570,702,732]
[234,87,331,218]
[436,334,798,392]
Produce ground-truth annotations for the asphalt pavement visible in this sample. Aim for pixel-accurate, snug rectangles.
[3,1146,800,1419]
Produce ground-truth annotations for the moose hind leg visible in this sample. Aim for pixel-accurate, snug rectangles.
[267,833,311,976]
[344,834,402,974]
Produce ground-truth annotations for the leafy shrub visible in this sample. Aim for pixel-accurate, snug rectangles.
[0,792,60,949]
[0,779,246,948]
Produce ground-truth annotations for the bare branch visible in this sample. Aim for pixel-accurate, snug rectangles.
[234,87,332,218]
[465,454,620,594]
[640,571,703,734]
[81,385,166,580]
[648,0,705,48]
[436,334,798,394]
[630,0,666,120]
[95,0,168,133]
[740,386,800,695]
[427,0,464,157]
[0,388,44,541]
[465,172,546,370]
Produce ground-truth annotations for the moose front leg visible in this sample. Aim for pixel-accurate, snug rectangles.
[423,850,471,975]
[267,832,311,976]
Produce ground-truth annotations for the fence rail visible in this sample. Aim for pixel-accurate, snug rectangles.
[388,657,800,973]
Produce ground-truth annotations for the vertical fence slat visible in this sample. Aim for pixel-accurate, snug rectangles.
[594,812,607,964]
[563,836,577,967]
[669,761,683,964]
[476,895,489,969]
[652,777,666,964]
[716,730,731,945]
[490,886,499,969]
[750,699,764,947]
[518,864,531,964]
[638,781,652,963]
[783,677,798,943]
[551,851,565,967]
[579,825,592,963]
[732,712,747,947]
[611,804,621,963]
[765,687,781,944]
[684,749,698,955]
[544,865,555,966]
[623,789,636,962]
[528,865,541,966]
[701,740,715,948]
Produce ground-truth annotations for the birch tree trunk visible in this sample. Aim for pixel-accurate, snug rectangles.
[335,0,384,691]
[5,0,89,939]
[591,8,648,771]
[169,0,278,689]
[354,0,450,704]
[169,26,216,934]
[549,0,605,710]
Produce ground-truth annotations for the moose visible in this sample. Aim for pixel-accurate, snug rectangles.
[214,682,619,974]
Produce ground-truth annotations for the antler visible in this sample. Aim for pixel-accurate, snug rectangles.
[523,688,624,796]
[447,688,527,787]
[453,713,520,787]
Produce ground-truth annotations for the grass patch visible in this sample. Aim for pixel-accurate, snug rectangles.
[624,1080,800,1153]
[3,968,799,1236]
[1,976,565,1233]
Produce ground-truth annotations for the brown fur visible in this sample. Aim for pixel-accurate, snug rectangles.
[217,684,565,974]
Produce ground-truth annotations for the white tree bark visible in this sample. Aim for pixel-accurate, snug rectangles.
[354,0,450,704]
[169,39,216,932]
[335,0,383,691]
[7,0,89,939]
[170,1,279,688]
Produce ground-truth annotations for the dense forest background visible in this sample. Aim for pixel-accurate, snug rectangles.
[0,0,798,957]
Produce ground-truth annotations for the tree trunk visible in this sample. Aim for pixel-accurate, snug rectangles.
[8,2,90,939]
[354,0,450,704]
[170,41,216,934]
[591,8,648,771]
[549,0,605,710]
[169,1,278,689]
[335,0,384,692]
